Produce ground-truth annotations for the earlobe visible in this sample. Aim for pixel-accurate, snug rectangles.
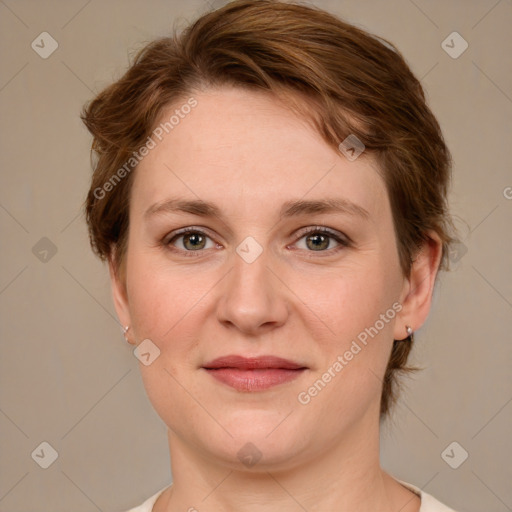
[394,232,443,340]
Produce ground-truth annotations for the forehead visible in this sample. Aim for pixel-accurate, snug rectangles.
[132,87,387,219]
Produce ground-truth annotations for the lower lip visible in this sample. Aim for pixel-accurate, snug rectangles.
[203,368,306,391]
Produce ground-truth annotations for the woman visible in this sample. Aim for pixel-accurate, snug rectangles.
[81,1,458,510]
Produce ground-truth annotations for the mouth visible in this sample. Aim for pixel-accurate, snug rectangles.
[202,355,308,392]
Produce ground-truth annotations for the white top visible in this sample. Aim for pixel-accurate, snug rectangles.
[123,480,457,511]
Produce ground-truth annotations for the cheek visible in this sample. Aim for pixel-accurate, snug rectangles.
[126,248,203,342]
[125,255,208,434]
[293,271,397,428]
[298,260,398,343]
[291,257,400,409]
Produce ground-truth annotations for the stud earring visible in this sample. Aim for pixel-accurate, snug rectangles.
[405,325,414,341]
[122,325,130,342]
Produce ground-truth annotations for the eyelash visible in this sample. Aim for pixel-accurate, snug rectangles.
[163,226,351,258]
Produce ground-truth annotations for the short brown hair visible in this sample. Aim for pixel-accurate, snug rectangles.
[81,0,456,419]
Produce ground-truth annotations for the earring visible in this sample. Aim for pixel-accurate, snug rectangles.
[405,325,414,341]
[121,325,130,342]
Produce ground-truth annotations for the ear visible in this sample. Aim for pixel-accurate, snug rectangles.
[108,255,135,345]
[394,231,443,340]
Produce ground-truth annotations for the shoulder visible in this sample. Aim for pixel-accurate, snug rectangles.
[399,480,458,512]
[121,486,168,512]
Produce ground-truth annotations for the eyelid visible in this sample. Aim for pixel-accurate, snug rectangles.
[163,225,216,244]
[293,225,351,245]
[289,226,351,256]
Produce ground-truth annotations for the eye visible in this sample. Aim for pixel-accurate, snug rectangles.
[165,228,217,255]
[293,227,349,253]
[163,226,350,257]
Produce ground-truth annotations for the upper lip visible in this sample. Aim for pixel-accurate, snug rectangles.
[203,355,307,370]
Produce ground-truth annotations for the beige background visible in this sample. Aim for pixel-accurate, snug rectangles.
[1,0,511,510]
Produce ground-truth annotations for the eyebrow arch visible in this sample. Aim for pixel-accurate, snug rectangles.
[280,198,370,220]
[144,197,370,222]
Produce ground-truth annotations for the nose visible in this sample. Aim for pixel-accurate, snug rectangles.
[216,246,289,335]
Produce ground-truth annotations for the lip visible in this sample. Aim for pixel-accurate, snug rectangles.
[202,355,308,392]
[203,355,306,370]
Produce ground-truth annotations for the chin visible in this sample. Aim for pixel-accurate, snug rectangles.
[211,438,309,473]
[195,413,312,469]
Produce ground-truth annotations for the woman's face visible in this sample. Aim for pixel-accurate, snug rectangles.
[113,86,418,469]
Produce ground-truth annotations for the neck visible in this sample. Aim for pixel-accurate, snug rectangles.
[156,404,418,512]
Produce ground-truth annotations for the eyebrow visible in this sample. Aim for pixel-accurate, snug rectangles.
[144,197,370,222]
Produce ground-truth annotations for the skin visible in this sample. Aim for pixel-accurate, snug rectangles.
[110,86,442,511]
